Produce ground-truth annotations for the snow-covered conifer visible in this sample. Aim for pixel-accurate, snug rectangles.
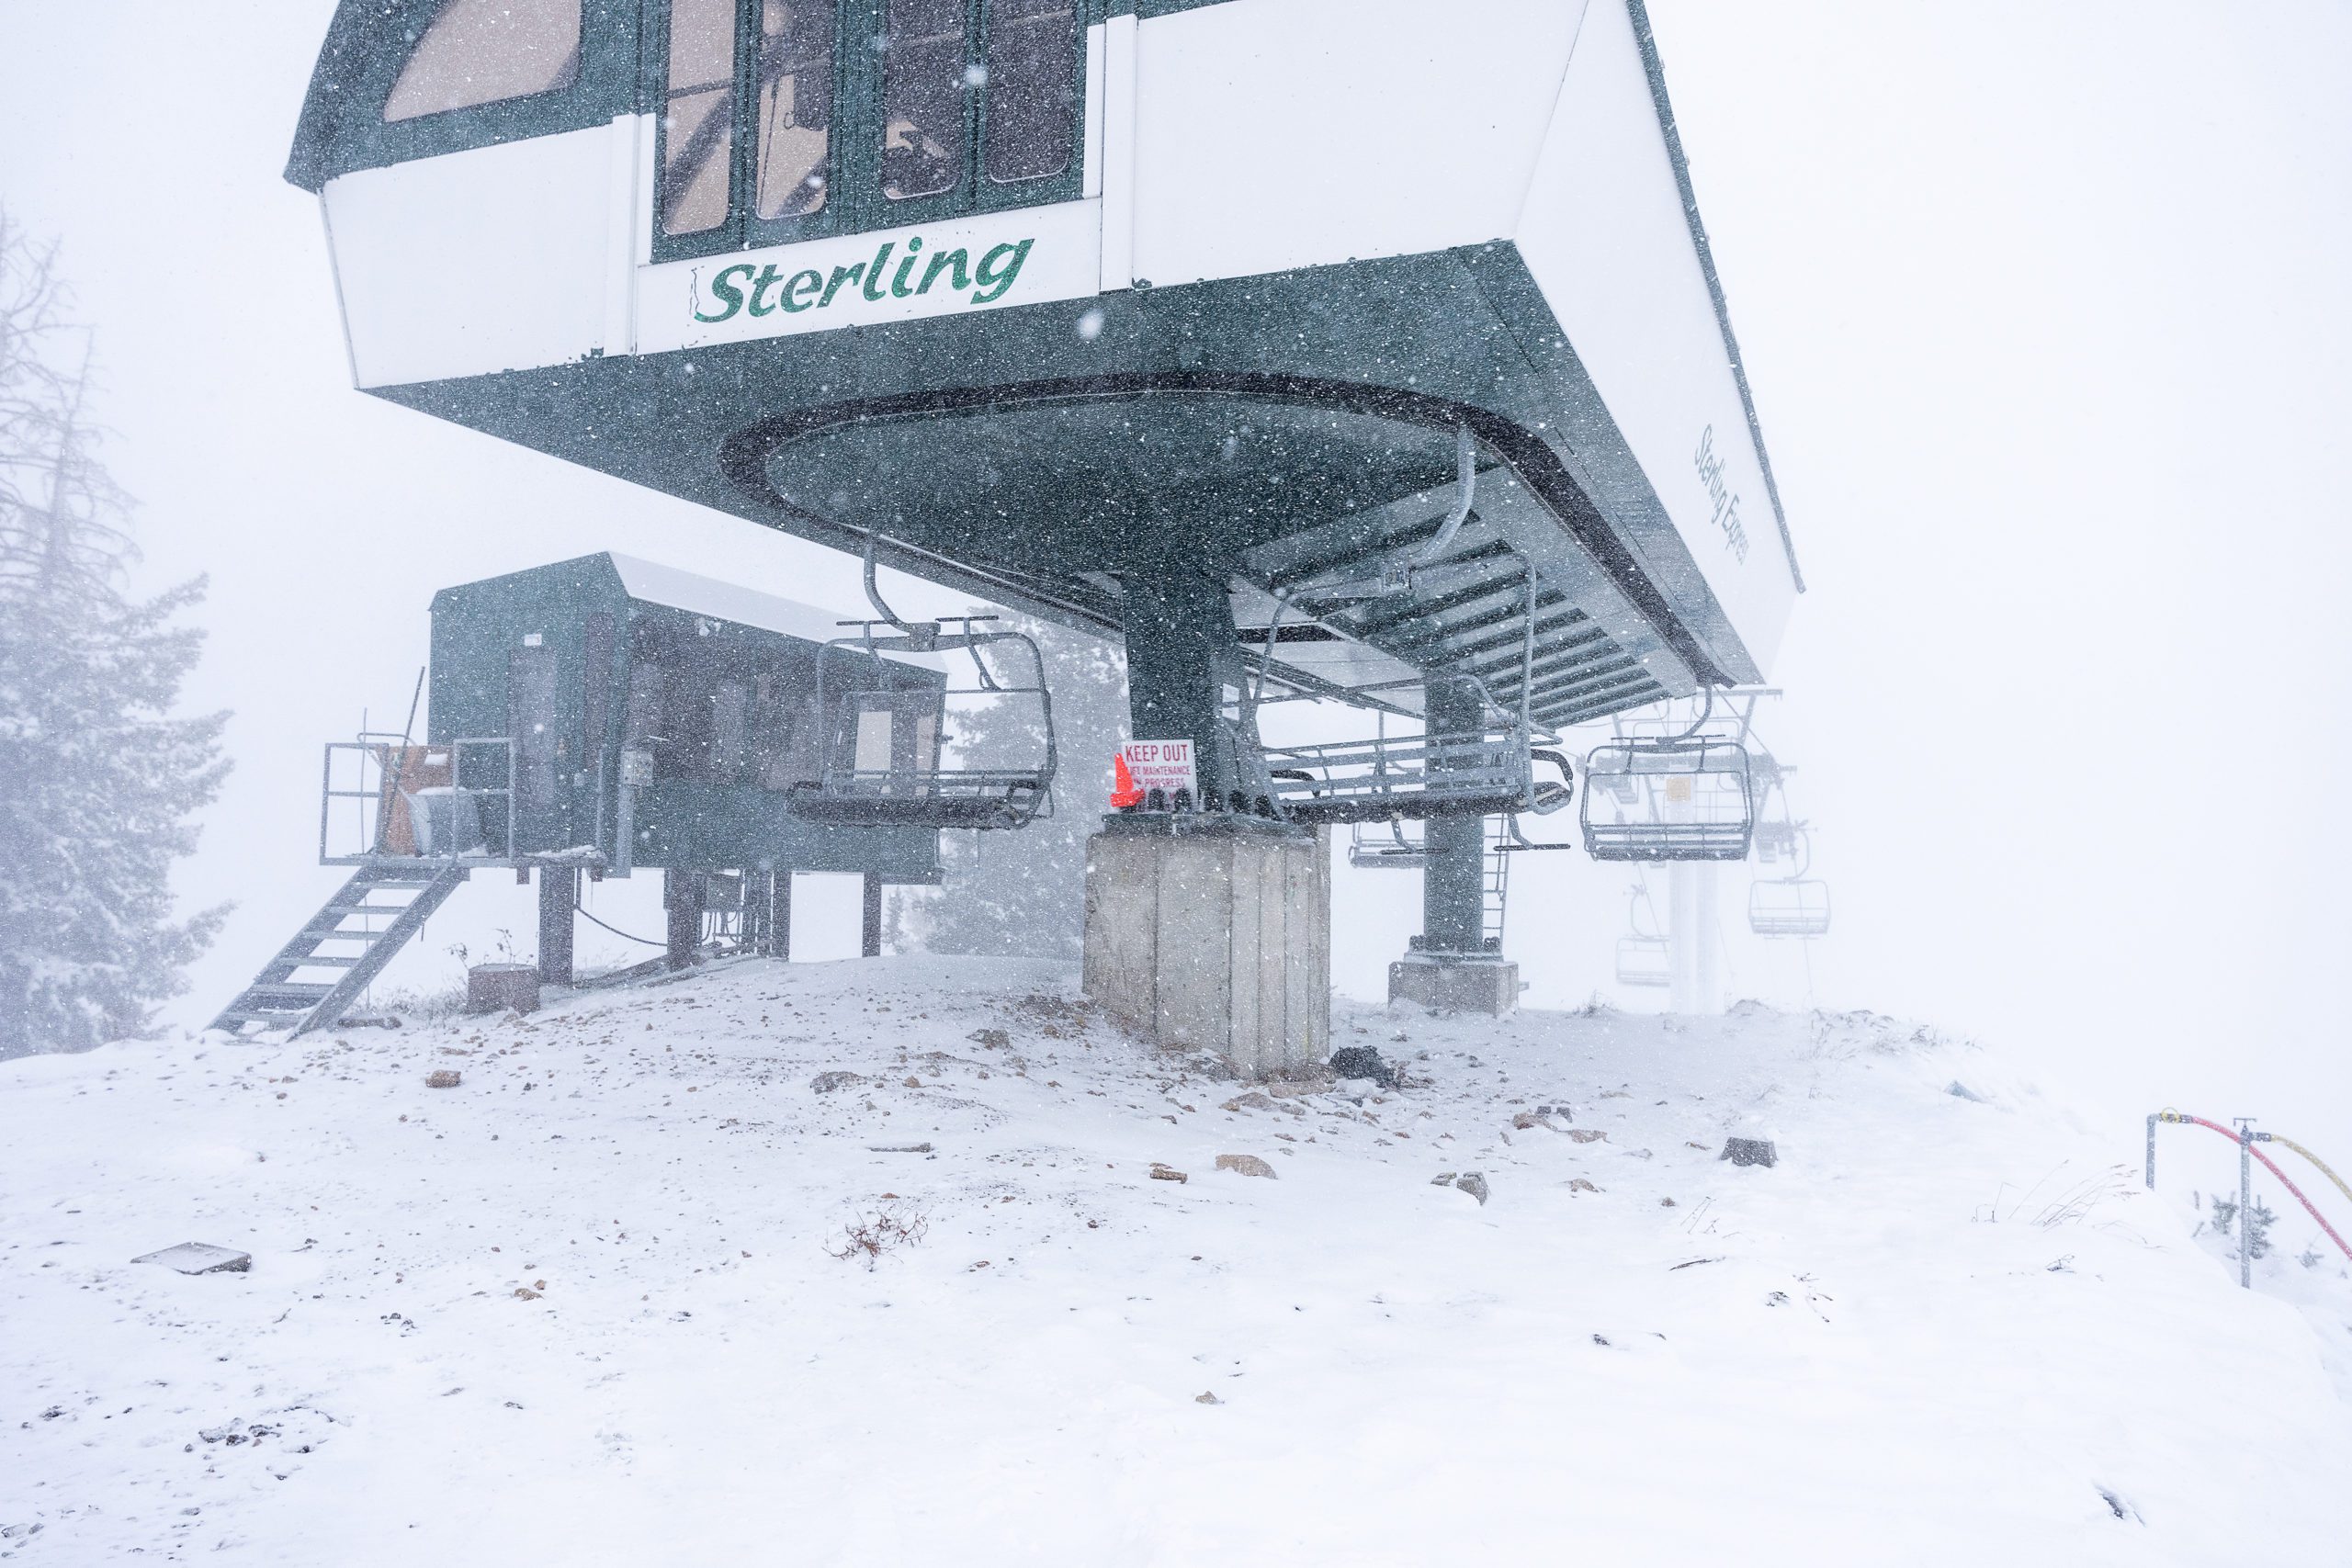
[0,211,229,1057]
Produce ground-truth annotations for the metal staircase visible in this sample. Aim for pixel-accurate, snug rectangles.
[209,863,468,1037]
[1481,817,1510,949]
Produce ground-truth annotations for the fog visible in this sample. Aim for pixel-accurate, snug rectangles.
[2,0,2346,1141]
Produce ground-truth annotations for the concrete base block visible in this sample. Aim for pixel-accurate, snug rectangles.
[466,963,540,1016]
[1083,824,1329,1077]
[1388,953,1520,1016]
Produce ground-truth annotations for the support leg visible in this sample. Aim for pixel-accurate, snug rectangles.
[862,873,884,958]
[1388,677,1515,1014]
[774,872,793,961]
[1117,559,1245,809]
[537,865,576,987]
[664,870,703,972]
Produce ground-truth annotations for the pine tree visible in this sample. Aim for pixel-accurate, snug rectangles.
[2243,1198,2276,1263]
[893,613,1127,960]
[0,210,230,1057]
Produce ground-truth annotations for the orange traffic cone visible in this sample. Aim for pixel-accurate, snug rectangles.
[1110,751,1144,809]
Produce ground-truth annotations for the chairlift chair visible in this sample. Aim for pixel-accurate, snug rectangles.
[1747,827,1829,937]
[1579,736,1754,862]
[1747,878,1831,939]
[1347,820,1428,869]
[1614,886,1671,987]
[786,615,1057,831]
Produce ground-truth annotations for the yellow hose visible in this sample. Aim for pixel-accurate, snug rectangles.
[2267,1134,2352,1213]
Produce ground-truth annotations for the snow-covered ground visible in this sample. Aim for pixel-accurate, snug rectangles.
[6,956,2347,1563]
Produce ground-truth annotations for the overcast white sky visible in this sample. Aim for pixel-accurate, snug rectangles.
[2,1,2347,1140]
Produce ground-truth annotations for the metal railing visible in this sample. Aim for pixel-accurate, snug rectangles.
[319,736,515,866]
[1261,729,1571,825]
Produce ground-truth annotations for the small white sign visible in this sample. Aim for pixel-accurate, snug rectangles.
[1121,739,1197,802]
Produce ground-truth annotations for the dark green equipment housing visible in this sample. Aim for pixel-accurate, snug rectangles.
[416,550,946,877]
[211,552,950,1038]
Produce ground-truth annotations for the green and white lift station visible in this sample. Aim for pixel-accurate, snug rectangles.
[243,0,1803,1070]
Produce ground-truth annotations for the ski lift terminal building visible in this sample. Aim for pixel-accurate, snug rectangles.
[283,0,1803,1066]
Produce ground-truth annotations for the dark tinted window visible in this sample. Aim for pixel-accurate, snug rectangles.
[984,0,1076,184]
[663,0,740,234]
[880,0,968,201]
[384,0,582,122]
[755,0,836,218]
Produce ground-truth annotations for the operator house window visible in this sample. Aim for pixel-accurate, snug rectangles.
[758,2,836,219]
[879,0,967,200]
[382,0,583,122]
[658,0,1080,253]
[662,0,739,234]
[982,0,1076,185]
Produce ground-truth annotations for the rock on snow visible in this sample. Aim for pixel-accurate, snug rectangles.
[3,954,2348,1563]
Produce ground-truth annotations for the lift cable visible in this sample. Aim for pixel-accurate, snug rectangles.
[573,898,666,948]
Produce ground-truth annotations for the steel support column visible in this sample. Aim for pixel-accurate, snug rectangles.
[1420,678,1487,955]
[663,869,703,971]
[1117,559,1243,810]
[537,865,576,986]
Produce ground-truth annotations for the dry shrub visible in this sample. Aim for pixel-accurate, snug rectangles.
[827,1198,929,1269]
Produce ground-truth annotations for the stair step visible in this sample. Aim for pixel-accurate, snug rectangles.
[360,877,442,889]
[217,1010,311,1025]
[284,954,365,968]
[245,983,334,1000]
[322,903,413,917]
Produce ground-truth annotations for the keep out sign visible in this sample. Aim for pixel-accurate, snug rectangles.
[1120,739,1197,802]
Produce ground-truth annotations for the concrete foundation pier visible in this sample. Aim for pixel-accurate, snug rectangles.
[1082,818,1329,1077]
[1388,950,1520,1015]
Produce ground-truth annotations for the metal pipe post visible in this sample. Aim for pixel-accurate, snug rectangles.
[2237,1119,2254,1289]
[2144,1113,2157,1189]
[663,870,703,972]
[537,865,576,986]
[862,873,885,958]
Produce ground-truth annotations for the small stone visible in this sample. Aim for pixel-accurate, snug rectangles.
[1566,1128,1607,1144]
[1568,1178,1599,1193]
[1194,1392,1223,1405]
[1149,1163,1189,1184]
[1946,1081,1987,1103]
[1221,1091,1275,1112]
[1216,1154,1277,1179]
[1430,1171,1457,1187]
[808,1071,864,1094]
[1660,1196,1677,1207]
[425,1069,462,1089]
[1453,1172,1490,1205]
[969,1028,1010,1050]
[1511,1112,1543,1131]
[1719,1137,1778,1168]
[513,1287,540,1300]
[1326,1044,1393,1087]
[903,1076,922,1089]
